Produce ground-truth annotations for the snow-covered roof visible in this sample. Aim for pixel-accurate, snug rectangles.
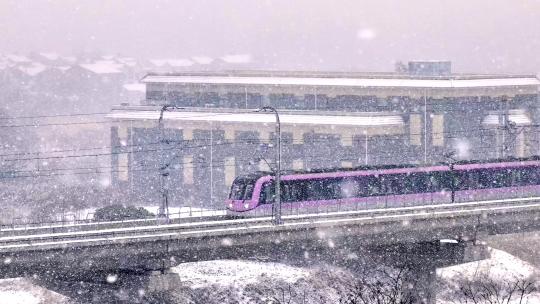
[192,56,214,65]
[6,54,31,63]
[17,63,47,76]
[221,54,252,64]
[150,58,194,68]
[79,61,123,74]
[55,66,71,72]
[122,83,146,93]
[39,52,60,61]
[142,74,540,89]
[107,110,404,127]
[117,57,138,67]
[62,56,77,63]
[168,59,193,67]
[149,59,168,67]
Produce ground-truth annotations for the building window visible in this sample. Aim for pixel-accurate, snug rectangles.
[236,131,260,145]
[118,153,128,181]
[432,114,444,146]
[184,156,194,185]
[410,114,422,146]
[224,157,236,187]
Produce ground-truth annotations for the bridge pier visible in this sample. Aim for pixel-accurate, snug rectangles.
[389,240,488,304]
[30,269,183,303]
[402,262,436,304]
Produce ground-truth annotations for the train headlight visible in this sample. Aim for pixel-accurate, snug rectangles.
[244,202,250,209]
[228,203,233,209]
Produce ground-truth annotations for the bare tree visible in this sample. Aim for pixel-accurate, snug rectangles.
[340,266,413,304]
[441,274,537,304]
[263,284,308,304]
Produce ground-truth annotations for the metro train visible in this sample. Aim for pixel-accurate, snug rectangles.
[226,156,540,216]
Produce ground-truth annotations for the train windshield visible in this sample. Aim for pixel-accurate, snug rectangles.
[229,177,256,200]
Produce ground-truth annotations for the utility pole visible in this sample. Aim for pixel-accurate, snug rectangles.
[499,96,521,158]
[444,151,457,204]
[157,104,183,222]
[256,106,282,225]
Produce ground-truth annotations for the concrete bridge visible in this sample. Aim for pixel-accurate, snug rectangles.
[2,197,540,303]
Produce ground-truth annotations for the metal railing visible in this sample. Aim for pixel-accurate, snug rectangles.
[1,189,538,234]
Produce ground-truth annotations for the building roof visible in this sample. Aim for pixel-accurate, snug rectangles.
[191,56,214,65]
[220,54,252,64]
[107,109,403,127]
[79,61,123,74]
[17,63,47,76]
[39,52,60,61]
[122,83,146,93]
[149,58,194,68]
[141,72,540,89]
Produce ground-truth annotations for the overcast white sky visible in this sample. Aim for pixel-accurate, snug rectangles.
[1,0,539,73]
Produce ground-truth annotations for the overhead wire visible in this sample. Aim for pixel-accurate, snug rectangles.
[0,139,532,181]
[0,120,532,158]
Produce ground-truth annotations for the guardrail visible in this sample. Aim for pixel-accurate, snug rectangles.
[2,193,540,237]
[2,196,540,251]
[0,208,229,234]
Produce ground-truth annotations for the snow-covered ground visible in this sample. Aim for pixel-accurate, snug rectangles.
[171,260,310,288]
[439,248,537,281]
[438,248,540,303]
[0,278,69,304]
[166,260,353,303]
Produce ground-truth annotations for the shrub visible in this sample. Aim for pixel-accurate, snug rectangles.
[93,204,154,221]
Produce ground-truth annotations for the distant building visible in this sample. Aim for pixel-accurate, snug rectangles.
[108,62,540,208]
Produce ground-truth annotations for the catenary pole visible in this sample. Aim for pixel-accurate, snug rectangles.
[256,106,282,225]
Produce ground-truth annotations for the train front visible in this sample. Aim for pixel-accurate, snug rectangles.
[226,176,259,214]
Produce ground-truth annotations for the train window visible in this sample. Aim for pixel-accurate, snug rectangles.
[430,171,452,192]
[280,182,291,202]
[394,174,406,195]
[325,179,341,199]
[533,166,540,185]
[509,167,522,187]
[402,173,413,194]
[260,182,274,204]
[515,166,537,187]
[454,170,469,191]
[381,174,404,195]
[229,181,246,200]
[465,170,479,190]
[244,184,255,200]
[476,169,491,189]
[405,172,429,194]
[367,176,382,196]
[428,174,439,192]
[340,178,362,198]
[288,180,308,202]
[509,167,525,187]
[281,181,306,202]
[305,180,318,200]
[305,178,340,200]
[355,176,369,197]
[490,168,511,188]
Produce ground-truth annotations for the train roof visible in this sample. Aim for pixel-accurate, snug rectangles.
[241,155,540,180]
